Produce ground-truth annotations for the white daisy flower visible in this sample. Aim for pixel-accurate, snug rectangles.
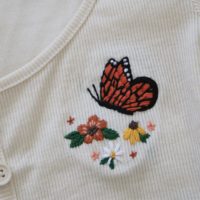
[100,142,123,169]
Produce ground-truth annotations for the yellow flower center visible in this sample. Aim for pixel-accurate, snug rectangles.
[110,151,116,159]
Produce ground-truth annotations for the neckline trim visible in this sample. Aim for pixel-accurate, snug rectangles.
[0,0,96,92]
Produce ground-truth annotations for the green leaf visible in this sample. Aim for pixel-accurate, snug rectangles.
[102,128,119,140]
[64,131,85,148]
[109,159,115,170]
[100,157,110,165]
[64,131,80,140]
[139,133,150,143]
[70,134,84,148]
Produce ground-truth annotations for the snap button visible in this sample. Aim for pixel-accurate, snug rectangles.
[0,163,12,186]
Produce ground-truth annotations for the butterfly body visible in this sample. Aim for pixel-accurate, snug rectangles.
[87,57,158,115]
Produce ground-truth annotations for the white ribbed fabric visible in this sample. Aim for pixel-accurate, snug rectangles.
[0,0,200,199]
[0,147,17,200]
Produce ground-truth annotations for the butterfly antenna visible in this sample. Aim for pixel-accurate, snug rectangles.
[87,86,100,103]
[92,84,100,101]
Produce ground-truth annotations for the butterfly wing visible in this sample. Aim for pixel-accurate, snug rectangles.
[100,57,158,115]
[100,57,132,103]
[120,77,158,114]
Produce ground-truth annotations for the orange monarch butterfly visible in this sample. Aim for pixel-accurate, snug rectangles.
[87,57,158,115]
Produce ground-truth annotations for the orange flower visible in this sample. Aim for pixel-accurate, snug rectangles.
[147,121,156,132]
[91,151,100,161]
[77,115,107,144]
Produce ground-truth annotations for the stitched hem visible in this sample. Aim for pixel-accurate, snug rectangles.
[0,0,96,92]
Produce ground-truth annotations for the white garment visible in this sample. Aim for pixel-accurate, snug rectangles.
[0,0,200,199]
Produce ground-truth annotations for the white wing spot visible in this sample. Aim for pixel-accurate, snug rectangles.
[113,61,118,66]
[124,68,128,72]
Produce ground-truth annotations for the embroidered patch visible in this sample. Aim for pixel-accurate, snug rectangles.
[100,142,123,170]
[66,116,75,125]
[87,57,158,115]
[123,121,150,144]
[64,115,119,148]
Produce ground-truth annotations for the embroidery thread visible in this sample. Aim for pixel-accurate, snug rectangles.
[129,151,137,159]
[64,115,119,148]
[91,151,100,161]
[67,116,75,125]
[87,57,158,115]
[100,142,123,170]
[123,121,150,144]
[147,121,156,132]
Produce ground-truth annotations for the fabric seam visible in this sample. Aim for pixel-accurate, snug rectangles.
[0,0,97,93]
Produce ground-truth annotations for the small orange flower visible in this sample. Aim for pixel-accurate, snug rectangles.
[77,115,107,144]
[65,115,119,148]
[129,151,137,159]
[66,116,75,125]
[91,151,100,161]
[147,121,156,132]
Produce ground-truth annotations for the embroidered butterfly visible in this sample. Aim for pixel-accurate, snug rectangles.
[87,57,158,115]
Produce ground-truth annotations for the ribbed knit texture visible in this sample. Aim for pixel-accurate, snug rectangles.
[0,0,200,199]
[192,0,200,13]
[0,148,17,200]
